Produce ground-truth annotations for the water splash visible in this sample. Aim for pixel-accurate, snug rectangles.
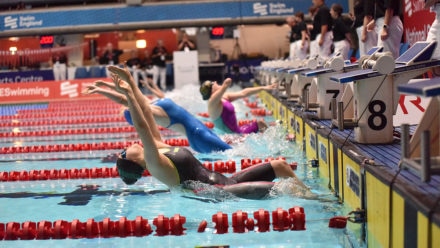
[270,177,316,199]
[222,124,303,160]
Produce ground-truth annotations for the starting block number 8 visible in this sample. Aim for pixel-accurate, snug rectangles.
[367,100,387,131]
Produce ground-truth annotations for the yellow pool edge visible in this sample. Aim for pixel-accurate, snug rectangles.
[259,90,440,248]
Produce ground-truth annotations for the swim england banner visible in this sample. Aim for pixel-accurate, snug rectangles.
[0,0,348,35]
[0,78,107,104]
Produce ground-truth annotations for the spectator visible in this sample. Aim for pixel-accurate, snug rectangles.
[293,11,309,60]
[309,0,333,60]
[126,49,144,92]
[50,44,67,81]
[330,3,353,60]
[99,42,123,65]
[353,0,377,57]
[177,31,196,51]
[425,0,440,76]
[139,49,154,87]
[151,39,168,90]
[364,0,403,59]
[286,16,298,59]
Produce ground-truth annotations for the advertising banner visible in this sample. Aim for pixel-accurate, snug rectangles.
[403,0,436,45]
[0,78,107,104]
[0,1,348,34]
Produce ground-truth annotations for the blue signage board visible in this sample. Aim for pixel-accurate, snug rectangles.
[0,69,54,84]
[0,0,348,34]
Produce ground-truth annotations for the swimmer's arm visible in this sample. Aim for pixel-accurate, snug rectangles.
[122,80,177,186]
[209,77,232,109]
[226,84,277,102]
[121,80,165,169]
[142,79,165,99]
[108,65,163,143]
[95,80,117,91]
[83,83,128,106]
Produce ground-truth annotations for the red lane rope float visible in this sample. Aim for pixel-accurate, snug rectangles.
[238,119,261,127]
[7,109,121,119]
[0,139,189,154]
[250,108,272,116]
[0,206,347,240]
[197,112,210,118]
[1,216,154,240]
[245,101,259,108]
[0,126,136,138]
[0,157,297,182]
[0,116,126,127]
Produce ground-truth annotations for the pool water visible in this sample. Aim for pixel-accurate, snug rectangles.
[0,85,363,248]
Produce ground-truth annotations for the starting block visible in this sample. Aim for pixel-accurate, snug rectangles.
[299,47,383,119]
[283,67,315,104]
[330,41,439,144]
[398,77,440,182]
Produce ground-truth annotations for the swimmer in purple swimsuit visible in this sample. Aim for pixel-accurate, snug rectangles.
[100,65,307,199]
[199,78,277,134]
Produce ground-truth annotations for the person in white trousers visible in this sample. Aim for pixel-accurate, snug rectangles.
[309,0,333,61]
[425,0,440,76]
[51,47,67,81]
[330,3,353,60]
[353,0,378,57]
[365,0,403,59]
[151,40,168,91]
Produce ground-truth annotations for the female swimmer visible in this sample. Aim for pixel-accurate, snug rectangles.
[199,78,277,134]
[83,77,231,153]
[106,65,306,199]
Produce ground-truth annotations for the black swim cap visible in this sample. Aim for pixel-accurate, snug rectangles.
[116,158,145,185]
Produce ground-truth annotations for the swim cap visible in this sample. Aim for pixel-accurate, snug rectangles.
[123,109,134,126]
[199,81,213,100]
[116,158,145,185]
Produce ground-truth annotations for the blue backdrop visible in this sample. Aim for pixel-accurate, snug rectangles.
[1,0,349,34]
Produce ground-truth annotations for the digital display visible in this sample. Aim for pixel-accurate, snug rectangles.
[40,35,54,48]
[210,26,224,39]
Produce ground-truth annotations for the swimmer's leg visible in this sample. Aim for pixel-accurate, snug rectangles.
[221,181,275,200]
[232,160,309,189]
[230,162,276,182]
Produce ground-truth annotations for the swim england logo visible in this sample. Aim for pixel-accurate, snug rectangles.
[60,81,78,98]
[253,2,294,16]
[4,16,18,29]
[253,2,268,16]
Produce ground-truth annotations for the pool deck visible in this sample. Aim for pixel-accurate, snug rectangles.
[259,87,440,248]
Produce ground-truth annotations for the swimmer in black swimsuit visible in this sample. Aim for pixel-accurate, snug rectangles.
[106,65,307,198]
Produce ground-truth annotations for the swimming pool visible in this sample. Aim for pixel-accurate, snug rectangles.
[0,85,363,247]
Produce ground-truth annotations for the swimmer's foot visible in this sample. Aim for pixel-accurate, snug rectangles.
[257,120,268,132]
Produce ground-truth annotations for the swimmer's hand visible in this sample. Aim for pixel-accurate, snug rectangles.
[94,80,106,87]
[111,74,131,94]
[82,85,100,95]
[93,80,114,89]
[223,78,232,87]
[264,83,278,90]
[107,64,136,88]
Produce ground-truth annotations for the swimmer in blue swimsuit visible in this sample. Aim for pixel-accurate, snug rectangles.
[83,77,231,153]
[105,65,306,199]
[199,78,277,134]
